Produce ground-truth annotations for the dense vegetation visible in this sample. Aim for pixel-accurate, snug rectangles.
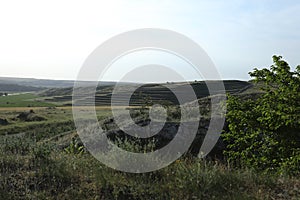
[1,131,299,199]
[223,56,300,175]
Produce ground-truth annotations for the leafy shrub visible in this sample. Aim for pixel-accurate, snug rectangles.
[223,55,300,175]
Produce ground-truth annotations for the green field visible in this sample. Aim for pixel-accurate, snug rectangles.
[0,93,56,107]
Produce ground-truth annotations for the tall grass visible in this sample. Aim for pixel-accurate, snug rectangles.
[0,134,299,199]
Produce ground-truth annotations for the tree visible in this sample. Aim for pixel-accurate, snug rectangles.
[223,56,300,174]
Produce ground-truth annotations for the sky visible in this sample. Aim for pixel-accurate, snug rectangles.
[0,0,299,81]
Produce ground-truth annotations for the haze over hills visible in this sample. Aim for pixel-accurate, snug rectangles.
[0,77,75,88]
[0,77,116,92]
[0,76,252,88]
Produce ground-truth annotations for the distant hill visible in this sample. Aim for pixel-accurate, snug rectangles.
[0,77,116,88]
[0,77,76,88]
[0,77,257,106]
[0,83,44,92]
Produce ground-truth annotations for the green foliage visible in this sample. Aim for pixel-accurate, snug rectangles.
[64,138,85,155]
[223,56,300,174]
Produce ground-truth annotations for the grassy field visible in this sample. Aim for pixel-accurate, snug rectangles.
[0,106,113,135]
[0,108,299,199]
[0,93,55,107]
[0,121,299,199]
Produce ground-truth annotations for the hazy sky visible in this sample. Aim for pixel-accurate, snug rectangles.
[0,0,299,81]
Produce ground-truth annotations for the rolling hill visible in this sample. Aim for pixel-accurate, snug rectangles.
[43,80,254,106]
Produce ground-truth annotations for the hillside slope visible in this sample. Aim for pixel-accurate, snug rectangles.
[43,80,254,106]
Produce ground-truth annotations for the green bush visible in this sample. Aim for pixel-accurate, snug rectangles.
[223,55,300,175]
